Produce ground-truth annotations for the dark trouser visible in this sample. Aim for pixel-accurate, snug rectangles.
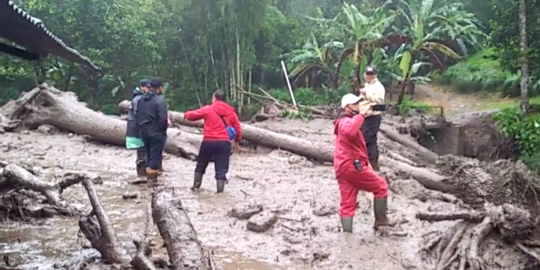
[195,141,231,180]
[140,132,166,170]
[361,114,382,162]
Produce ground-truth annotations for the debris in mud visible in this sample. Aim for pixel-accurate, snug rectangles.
[228,203,263,219]
[122,192,139,200]
[36,124,58,135]
[311,202,337,217]
[247,212,278,233]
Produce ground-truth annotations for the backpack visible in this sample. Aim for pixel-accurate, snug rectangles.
[219,115,236,141]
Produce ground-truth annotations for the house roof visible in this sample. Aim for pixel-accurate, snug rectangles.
[0,0,99,71]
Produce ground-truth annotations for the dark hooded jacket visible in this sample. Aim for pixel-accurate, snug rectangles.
[136,89,168,136]
[126,87,144,138]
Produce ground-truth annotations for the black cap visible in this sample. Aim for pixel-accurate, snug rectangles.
[365,66,377,75]
[139,79,151,87]
[150,78,164,88]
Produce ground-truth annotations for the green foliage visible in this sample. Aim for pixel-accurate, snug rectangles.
[438,48,540,97]
[494,108,540,171]
[397,96,433,116]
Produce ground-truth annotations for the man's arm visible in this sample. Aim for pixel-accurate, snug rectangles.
[365,83,385,103]
[184,106,210,121]
[231,114,242,142]
[156,97,169,131]
[338,114,365,136]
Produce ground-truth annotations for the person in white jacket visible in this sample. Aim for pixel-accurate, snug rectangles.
[358,66,385,170]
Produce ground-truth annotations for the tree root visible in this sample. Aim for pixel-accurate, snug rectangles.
[417,204,540,269]
[0,163,101,220]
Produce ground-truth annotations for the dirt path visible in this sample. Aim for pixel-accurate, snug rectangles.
[413,84,490,115]
[0,121,460,270]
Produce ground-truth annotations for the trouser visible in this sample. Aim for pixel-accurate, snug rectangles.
[361,114,382,162]
[337,167,389,217]
[140,132,166,170]
[195,141,232,180]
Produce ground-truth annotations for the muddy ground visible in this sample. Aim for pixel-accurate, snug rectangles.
[0,118,522,270]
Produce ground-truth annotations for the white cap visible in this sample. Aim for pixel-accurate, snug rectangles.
[341,93,364,109]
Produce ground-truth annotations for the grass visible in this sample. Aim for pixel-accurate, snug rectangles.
[475,95,540,110]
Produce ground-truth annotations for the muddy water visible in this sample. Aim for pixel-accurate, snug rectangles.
[0,119,457,269]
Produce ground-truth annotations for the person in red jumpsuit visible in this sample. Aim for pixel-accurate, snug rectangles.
[334,93,396,232]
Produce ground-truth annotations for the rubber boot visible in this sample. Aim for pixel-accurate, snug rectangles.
[136,162,146,177]
[369,157,380,171]
[216,180,226,193]
[146,167,160,188]
[373,197,397,229]
[340,217,354,233]
[191,173,203,192]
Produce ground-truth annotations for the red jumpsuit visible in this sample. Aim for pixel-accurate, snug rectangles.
[333,113,389,217]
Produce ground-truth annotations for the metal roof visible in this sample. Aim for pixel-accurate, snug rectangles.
[0,0,100,71]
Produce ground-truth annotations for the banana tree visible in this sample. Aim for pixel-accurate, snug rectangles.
[395,0,483,105]
[334,1,402,89]
[287,33,344,88]
[383,45,431,96]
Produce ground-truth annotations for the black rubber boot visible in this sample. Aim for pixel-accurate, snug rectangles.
[369,157,380,171]
[340,217,353,233]
[373,197,396,229]
[216,180,226,193]
[190,173,203,192]
[136,162,146,177]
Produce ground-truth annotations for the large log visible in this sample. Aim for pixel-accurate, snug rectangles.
[22,87,201,159]
[152,187,216,270]
[120,100,335,162]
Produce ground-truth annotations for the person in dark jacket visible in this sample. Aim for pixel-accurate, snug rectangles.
[136,78,168,187]
[334,93,395,233]
[184,89,242,193]
[126,79,151,176]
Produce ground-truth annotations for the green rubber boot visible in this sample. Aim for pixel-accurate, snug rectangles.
[373,197,397,229]
[190,173,203,192]
[216,180,226,193]
[340,217,353,233]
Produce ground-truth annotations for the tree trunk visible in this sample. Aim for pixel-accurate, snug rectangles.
[18,86,201,160]
[518,0,529,114]
[152,187,216,270]
[118,100,335,162]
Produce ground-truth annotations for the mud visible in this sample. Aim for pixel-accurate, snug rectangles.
[0,119,523,269]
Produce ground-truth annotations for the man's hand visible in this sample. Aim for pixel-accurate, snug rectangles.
[167,118,172,127]
[231,142,241,154]
[359,103,376,116]
[360,88,366,95]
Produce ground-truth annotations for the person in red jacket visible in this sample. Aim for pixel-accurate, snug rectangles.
[184,89,242,193]
[334,93,396,232]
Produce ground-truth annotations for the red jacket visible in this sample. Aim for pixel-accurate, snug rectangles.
[184,101,242,142]
[333,112,370,178]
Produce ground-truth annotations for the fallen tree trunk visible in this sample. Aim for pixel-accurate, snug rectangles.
[379,126,438,164]
[21,86,201,159]
[120,100,335,162]
[152,187,216,270]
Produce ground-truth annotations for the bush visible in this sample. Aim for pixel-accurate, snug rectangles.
[266,86,349,106]
[494,108,540,172]
[437,48,519,96]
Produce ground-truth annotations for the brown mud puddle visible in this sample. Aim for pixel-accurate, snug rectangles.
[0,119,458,269]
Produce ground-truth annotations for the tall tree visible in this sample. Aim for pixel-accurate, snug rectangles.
[518,0,529,114]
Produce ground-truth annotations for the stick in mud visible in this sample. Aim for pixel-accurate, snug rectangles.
[130,202,157,270]
[79,179,127,264]
[152,187,216,270]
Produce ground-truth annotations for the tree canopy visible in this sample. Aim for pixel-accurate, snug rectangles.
[0,0,532,115]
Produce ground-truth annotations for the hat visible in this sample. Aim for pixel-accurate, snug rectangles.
[365,66,377,75]
[139,79,151,87]
[150,78,164,88]
[341,93,364,109]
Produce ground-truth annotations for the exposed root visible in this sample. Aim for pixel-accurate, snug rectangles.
[418,204,540,269]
